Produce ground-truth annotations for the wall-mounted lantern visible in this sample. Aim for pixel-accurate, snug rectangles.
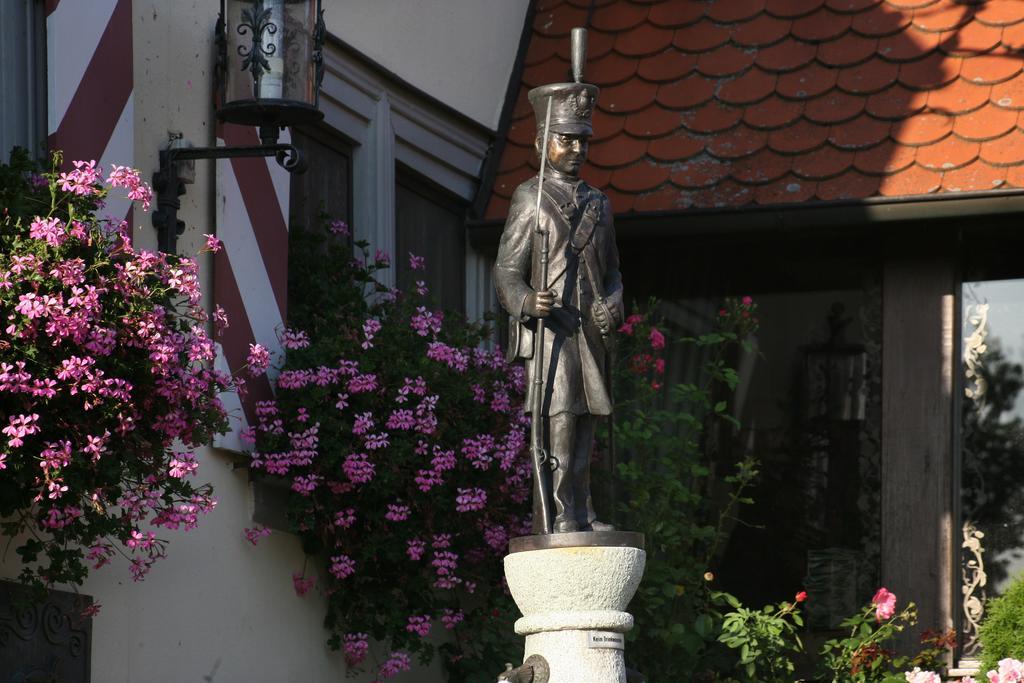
[153,0,326,253]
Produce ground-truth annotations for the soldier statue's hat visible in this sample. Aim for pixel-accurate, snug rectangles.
[528,82,599,137]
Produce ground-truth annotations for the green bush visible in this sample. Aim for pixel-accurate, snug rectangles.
[607,298,763,680]
[979,573,1024,672]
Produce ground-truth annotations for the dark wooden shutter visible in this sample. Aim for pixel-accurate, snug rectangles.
[289,128,353,237]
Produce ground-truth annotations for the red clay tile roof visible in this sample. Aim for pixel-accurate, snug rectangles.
[484,0,1024,219]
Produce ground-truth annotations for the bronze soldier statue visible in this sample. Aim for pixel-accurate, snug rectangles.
[494,29,624,535]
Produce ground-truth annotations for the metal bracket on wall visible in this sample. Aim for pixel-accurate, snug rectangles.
[151,126,305,254]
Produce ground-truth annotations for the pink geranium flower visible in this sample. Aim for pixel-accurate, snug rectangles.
[247,343,271,375]
[59,159,100,196]
[202,233,223,253]
[329,554,356,579]
[292,572,315,596]
[243,526,271,546]
[378,651,411,679]
[343,633,368,666]
[405,614,431,637]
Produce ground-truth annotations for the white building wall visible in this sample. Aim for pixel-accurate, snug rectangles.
[325,0,530,130]
[2,1,515,681]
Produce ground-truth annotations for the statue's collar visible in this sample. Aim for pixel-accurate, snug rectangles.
[544,167,581,187]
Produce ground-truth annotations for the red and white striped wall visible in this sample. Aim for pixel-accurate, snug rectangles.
[46,0,134,224]
[213,124,290,451]
[46,0,288,450]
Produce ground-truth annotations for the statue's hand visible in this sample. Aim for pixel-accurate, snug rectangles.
[591,301,610,334]
[524,290,556,318]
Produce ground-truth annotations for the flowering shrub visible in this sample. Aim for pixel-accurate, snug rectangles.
[819,587,957,682]
[0,149,231,593]
[248,219,529,681]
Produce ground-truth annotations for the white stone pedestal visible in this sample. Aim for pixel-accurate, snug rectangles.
[503,532,646,683]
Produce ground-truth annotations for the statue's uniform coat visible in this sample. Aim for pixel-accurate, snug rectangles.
[494,171,624,418]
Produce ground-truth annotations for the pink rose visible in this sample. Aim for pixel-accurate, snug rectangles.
[618,313,643,336]
[649,327,666,350]
[989,658,1024,683]
[904,668,941,683]
[872,587,897,621]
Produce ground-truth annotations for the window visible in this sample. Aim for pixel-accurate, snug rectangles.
[619,233,883,625]
[957,227,1024,657]
[314,36,493,319]
[0,0,46,158]
[395,167,467,313]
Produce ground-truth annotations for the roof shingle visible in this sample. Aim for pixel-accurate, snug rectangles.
[483,0,1024,219]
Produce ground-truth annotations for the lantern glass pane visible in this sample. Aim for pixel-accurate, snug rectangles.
[223,0,317,108]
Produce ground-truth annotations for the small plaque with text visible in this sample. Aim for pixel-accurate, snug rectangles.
[587,631,625,650]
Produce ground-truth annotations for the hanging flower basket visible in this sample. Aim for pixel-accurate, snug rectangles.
[0,149,232,594]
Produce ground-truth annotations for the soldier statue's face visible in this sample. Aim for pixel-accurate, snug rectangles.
[541,132,589,177]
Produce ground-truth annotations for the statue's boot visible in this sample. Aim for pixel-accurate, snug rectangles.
[549,412,578,533]
[553,519,580,533]
[571,414,615,531]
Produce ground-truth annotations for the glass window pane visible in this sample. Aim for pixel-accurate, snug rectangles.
[960,278,1024,651]
[715,287,882,627]
[0,1,46,158]
[395,169,466,313]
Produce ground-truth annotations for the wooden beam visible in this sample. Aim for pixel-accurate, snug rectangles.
[881,252,955,655]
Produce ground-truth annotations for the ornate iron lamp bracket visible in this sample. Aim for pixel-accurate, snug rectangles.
[313,8,326,92]
[237,0,277,98]
[156,0,323,254]
[152,132,304,254]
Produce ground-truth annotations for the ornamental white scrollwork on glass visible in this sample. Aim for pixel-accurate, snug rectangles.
[963,302,989,401]
[961,521,987,656]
